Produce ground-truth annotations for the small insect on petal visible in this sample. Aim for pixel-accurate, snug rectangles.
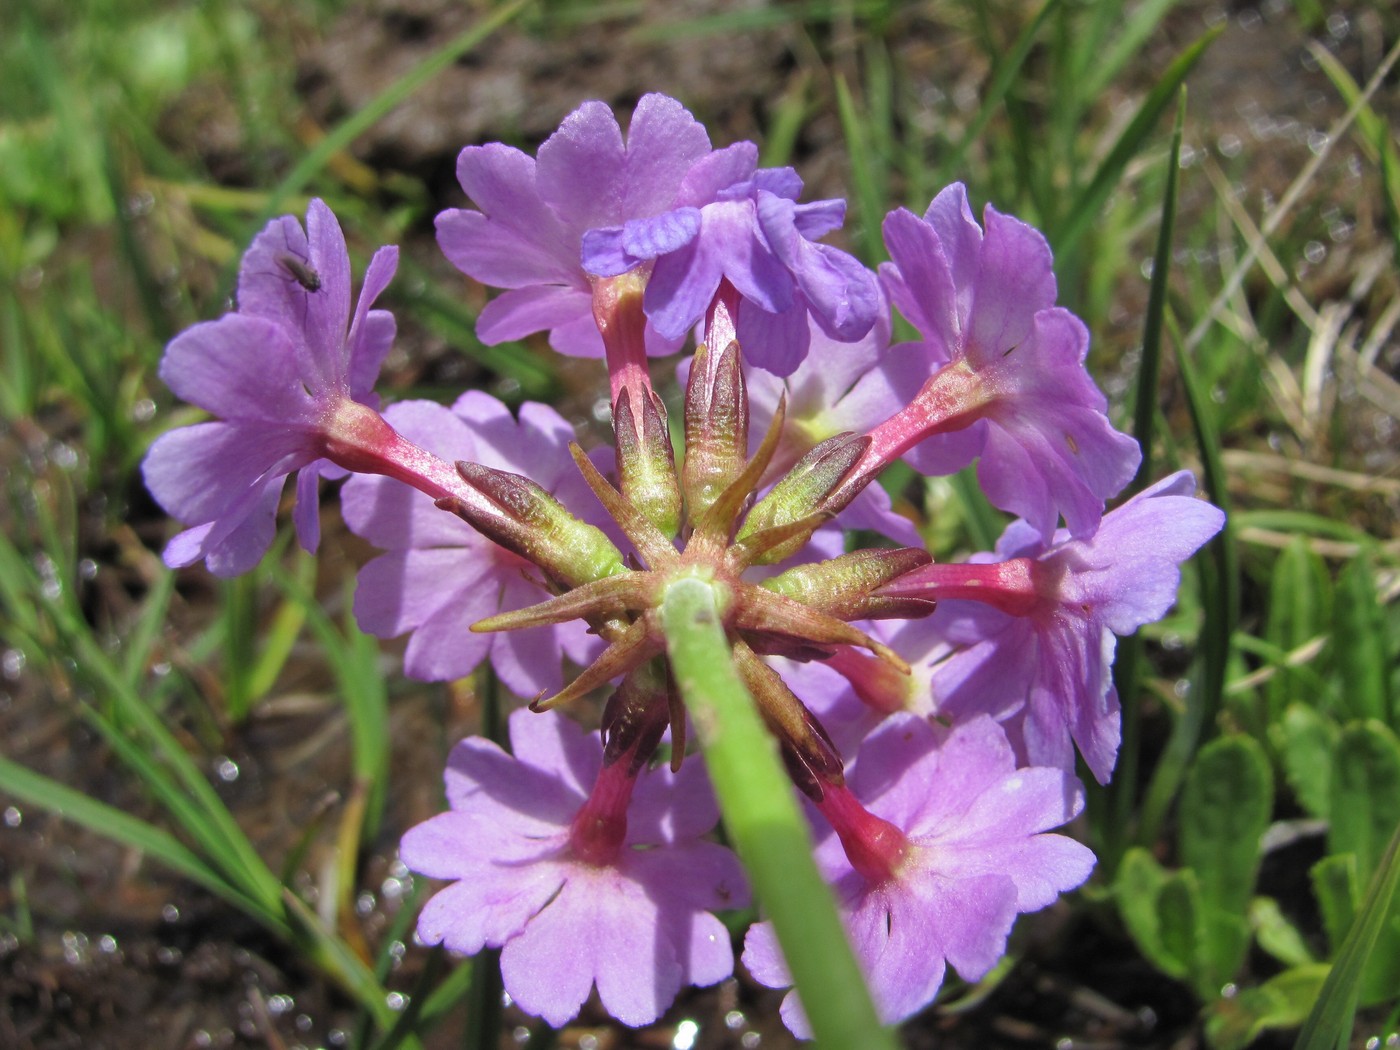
[276,252,322,292]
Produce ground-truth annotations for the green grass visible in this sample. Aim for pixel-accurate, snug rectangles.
[3,0,1399,1047]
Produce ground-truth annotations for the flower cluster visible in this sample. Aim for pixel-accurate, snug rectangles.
[145,94,1224,1034]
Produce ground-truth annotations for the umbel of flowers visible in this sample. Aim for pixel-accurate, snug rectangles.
[143,94,1224,1035]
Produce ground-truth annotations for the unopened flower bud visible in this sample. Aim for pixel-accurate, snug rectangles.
[683,289,748,521]
[448,461,626,587]
[615,388,682,538]
[737,432,870,564]
[761,547,936,621]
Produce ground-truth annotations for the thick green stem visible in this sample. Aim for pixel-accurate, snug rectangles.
[660,576,898,1050]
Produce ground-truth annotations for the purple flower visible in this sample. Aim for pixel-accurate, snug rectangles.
[584,148,881,376]
[142,199,398,576]
[401,709,748,1027]
[886,471,1226,783]
[766,616,951,757]
[743,304,924,546]
[742,714,1094,1036]
[341,391,605,697]
[877,183,1141,541]
[437,94,711,359]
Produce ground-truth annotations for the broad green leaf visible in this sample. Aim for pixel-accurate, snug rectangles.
[1254,901,1316,974]
[1274,703,1338,819]
[1206,964,1329,1050]
[1264,537,1332,718]
[1180,735,1272,988]
[1328,721,1400,880]
[1311,854,1358,955]
[1250,897,1318,968]
[1296,826,1400,1049]
[1332,556,1393,724]
[1113,847,1195,979]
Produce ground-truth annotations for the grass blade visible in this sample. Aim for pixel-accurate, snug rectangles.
[1294,823,1400,1050]
[1051,25,1221,258]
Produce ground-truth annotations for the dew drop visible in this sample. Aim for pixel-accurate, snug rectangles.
[133,398,157,422]
[267,994,294,1015]
[673,1019,700,1050]
[355,892,376,916]
[215,758,240,783]
[125,190,155,218]
[99,934,118,954]
[1303,241,1326,265]
[1217,133,1242,158]
[4,806,21,828]
[51,443,79,470]
[385,991,408,1012]
[512,1025,532,1044]
[381,875,406,901]
[579,1036,599,1050]
[741,1034,761,1049]
[3,649,27,680]
[725,1010,746,1030]
[295,1014,312,1032]
[161,904,180,923]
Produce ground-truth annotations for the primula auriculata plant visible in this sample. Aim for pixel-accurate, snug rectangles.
[143,94,1225,1036]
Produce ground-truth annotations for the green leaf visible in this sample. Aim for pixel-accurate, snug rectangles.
[1328,721,1400,881]
[833,74,886,265]
[1105,87,1187,869]
[1050,24,1221,257]
[1180,735,1272,990]
[1250,897,1318,968]
[1296,825,1400,1049]
[1113,847,1196,980]
[936,0,1062,187]
[1311,854,1358,956]
[1206,964,1329,1050]
[0,754,272,924]
[1273,703,1338,819]
[1264,536,1332,718]
[1332,555,1394,724]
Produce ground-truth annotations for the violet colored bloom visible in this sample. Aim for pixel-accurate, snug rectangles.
[766,616,950,756]
[743,304,924,546]
[878,183,1140,541]
[341,391,605,697]
[891,471,1225,783]
[437,93,711,359]
[142,199,398,576]
[743,714,1094,1036]
[401,709,748,1028]
[584,146,881,376]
